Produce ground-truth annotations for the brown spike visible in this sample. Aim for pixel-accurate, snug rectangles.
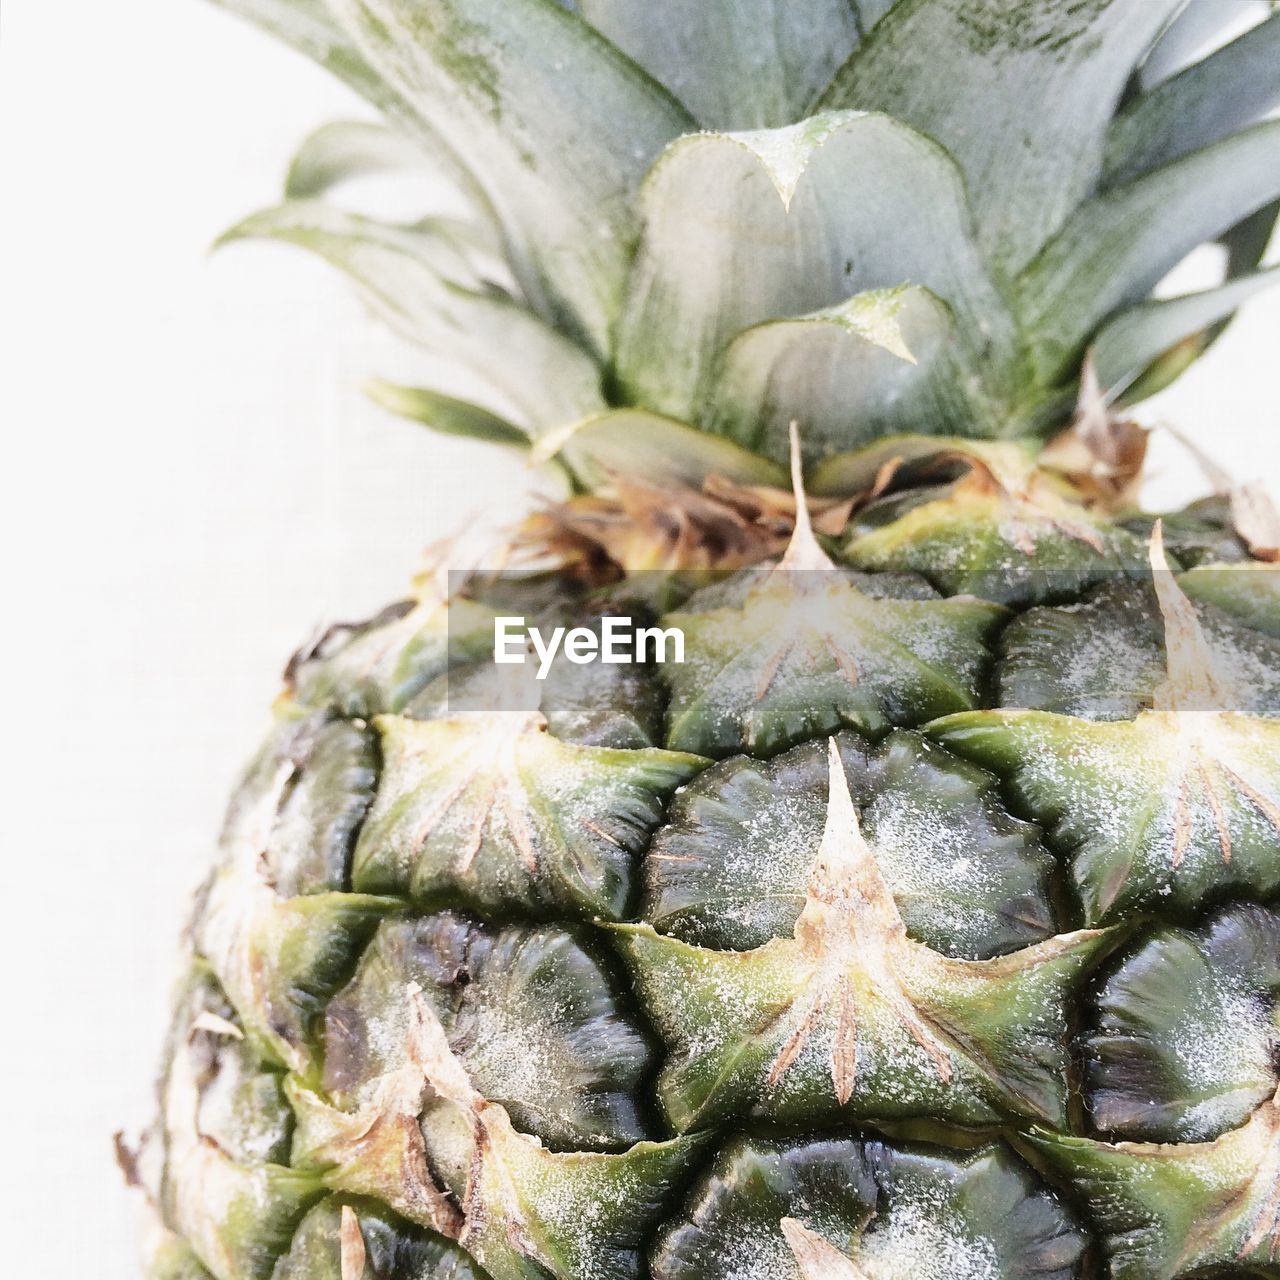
[778,422,836,573]
[340,1206,367,1280]
[781,1217,869,1280]
[1149,522,1230,712]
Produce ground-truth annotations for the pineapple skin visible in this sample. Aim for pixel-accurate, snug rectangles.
[136,494,1280,1280]
[150,0,1280,1273]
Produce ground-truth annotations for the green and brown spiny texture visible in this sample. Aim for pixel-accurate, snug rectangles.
[133,1,1280,1278]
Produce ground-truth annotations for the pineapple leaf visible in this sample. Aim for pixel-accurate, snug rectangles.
[818,0,1183,274]
[210,1,500,223]
[221,201,605,430]
[575,0,859,130]
[615,112,1017,433]
[808,434,990,496]
[554,409,788,491]
[705,286,992,460]
[367,382,530,447]
[1138,0,1248,89]
[1094,266,1280,399]
[851,0,896,34]
[323,0,693,357]
[1104,10,1280,187]
[284,120,413,198]
[1021,119,1280,385]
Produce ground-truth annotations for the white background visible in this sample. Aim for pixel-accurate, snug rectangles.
[0,1,1277,1275]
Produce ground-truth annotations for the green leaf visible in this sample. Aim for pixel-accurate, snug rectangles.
[1021,120,1280,384]
[1084,903,1280,1143]
[576,0,859,129]
[286,120,423,198]
[324,0,693,356]
[554,409,788,490]
[1138,0,1246,88]
[367,382,529,446]
[614,112,1017,429]
[1105,11,1280,185]
[652,1135,1086,1280]
[1094,266,1280,397]
[852,0,896,34]
[352,714,705,919]
[282,119,496,228]
[221,201,605,430]
[213,1,498,224]
[282,119,478,211]
[819,0,1183,273]
[809,434,986,496]
[706,286,995,459]
[1026,1098,1280,1280]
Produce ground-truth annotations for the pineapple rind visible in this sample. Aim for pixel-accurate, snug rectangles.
[153,1,1280,1274]
[650,1134,1086,1280]
[1084,903,1280,1143]
[640,730,1056,959]
[147,543,1280,1279]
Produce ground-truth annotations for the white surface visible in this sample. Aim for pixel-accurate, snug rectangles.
[0,2,1277,1276]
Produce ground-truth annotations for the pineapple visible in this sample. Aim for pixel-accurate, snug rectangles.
[131,2,1280,1279]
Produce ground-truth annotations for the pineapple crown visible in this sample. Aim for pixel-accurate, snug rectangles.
[215,0,1280,486]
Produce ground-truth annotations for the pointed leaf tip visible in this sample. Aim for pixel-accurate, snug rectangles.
[1149,522,1230,712]
[781,1216,866,1280]
[822,736,862,868]
[778,425,837,573]
[339,1207,366,1280]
